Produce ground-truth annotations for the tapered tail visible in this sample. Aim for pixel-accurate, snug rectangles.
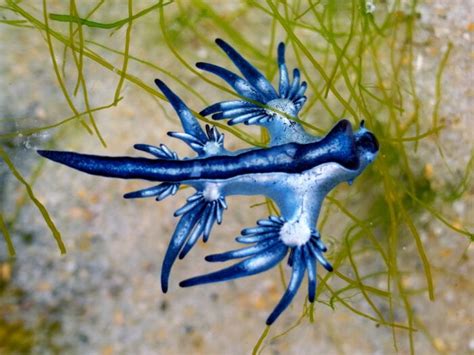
[37,150,184,182]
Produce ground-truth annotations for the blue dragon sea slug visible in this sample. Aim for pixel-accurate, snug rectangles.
[38,39,379,325]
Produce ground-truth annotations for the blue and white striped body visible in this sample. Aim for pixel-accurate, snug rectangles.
[38,39,379,325]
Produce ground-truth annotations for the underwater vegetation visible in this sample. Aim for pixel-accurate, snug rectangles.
[0,0,472,353]
[37,39,380,325]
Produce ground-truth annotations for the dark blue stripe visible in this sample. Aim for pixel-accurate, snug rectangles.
[37,120,359,182]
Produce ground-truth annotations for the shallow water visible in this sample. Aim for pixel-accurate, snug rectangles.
[0,1,472,354]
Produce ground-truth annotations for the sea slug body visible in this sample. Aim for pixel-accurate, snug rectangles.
[38,39,379,325]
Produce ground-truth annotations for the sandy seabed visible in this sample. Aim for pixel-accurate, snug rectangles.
[0,1,473,354]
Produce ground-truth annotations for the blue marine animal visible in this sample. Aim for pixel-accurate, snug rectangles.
[38,39,379,325]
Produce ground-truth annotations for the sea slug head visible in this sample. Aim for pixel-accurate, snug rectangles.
[354,120,379,171]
